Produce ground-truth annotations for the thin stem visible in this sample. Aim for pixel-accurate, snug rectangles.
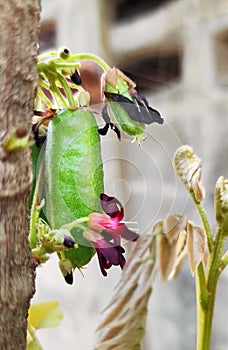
[196,262,208,310]
[196,270,218,350]
[38,51,111,72]
[50,81,68,108]
[51,61,81,69]
[196,224,226,350]
[29,157,45,249]
[196,267,205,349]
[196,202,214,252]
[39,79,51,91]
[69,53,111,72]
[56,78,84,92]
[38,51,58,60]
[61,217,89,231]
[220,250,228,272]
[38,52,111,72]
[56,72,75,107]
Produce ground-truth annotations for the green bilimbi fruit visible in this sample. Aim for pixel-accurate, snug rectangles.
[44,108,104,281]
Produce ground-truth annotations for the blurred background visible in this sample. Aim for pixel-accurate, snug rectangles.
[34,0,228,349]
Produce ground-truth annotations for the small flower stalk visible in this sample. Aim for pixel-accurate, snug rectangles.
[32,218,76,264]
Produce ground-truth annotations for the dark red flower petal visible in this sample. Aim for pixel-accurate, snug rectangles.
[100,193,124,221]
[98,246,120,266]
[116,246,126,269]
[116,224,139,242]
[96,249,111,276]
[96,244,126,276]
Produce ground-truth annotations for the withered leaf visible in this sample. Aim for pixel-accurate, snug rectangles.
[168,231,188,280]
[159,235,176,280]
[163,215,188,242]
[187,223,207,276]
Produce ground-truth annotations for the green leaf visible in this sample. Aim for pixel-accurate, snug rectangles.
[26,337,43,350]
[64,243,95,269]
[28,301,63,329]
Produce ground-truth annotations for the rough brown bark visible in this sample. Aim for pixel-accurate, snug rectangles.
[0,1,40,349]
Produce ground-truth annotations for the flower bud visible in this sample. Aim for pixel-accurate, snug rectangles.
[173,146,205,203]
[58,259,73,285]
[58,47,71,60]
[215,176,228,234]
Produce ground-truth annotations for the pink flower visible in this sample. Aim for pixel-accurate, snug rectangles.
[84,194,139,276]
[89,194,139,244]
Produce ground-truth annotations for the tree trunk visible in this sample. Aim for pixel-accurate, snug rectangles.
[0,1,40,349]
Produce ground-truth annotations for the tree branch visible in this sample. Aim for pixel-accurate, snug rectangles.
[0,1,40,349]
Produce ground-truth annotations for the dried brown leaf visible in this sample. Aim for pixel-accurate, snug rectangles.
[187,223,207,276]
[163,215,188,242]
[159,235,176,280]
[168,231,188,280]
[191,168,205,202]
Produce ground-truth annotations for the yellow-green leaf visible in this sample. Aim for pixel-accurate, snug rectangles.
[26,327,43,350]
[28,301,63,329]
[26,337,43,350]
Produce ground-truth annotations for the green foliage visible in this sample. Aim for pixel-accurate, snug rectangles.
[27,302,63,350]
